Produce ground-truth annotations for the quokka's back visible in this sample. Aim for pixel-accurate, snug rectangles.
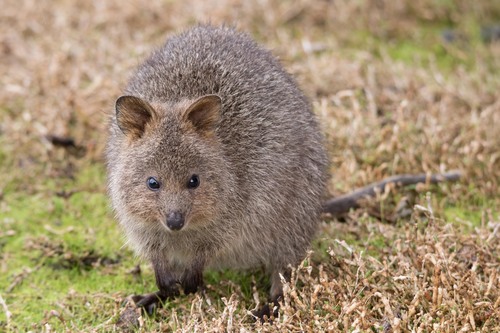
[106,25,328,316]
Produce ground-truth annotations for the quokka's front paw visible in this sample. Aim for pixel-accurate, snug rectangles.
[131,289,179,314]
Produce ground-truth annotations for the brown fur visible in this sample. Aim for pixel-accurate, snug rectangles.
[106,25,328,315]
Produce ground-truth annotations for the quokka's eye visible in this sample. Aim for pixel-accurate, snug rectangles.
[146,177,160,191]
[187,174,200,189]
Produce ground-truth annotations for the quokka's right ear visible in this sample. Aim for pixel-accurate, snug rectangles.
[115,96,157,140]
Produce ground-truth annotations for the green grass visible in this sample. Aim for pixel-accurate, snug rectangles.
[0,162,141,330]
[344,14,495,74]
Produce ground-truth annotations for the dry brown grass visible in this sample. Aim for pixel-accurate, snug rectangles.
[154,211,499,332]
[1,0,499,332]
[2,0,499,193]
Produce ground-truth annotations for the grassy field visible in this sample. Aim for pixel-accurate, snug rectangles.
[1,0,499,332]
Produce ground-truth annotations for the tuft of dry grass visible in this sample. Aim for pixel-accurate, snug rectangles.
[0,0,499,331]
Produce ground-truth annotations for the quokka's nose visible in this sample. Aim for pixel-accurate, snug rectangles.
[166,211,185,231]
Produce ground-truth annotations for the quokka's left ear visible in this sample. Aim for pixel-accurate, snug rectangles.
[182,94,222,135]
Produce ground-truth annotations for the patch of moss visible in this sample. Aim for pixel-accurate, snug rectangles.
[0,161,145,330]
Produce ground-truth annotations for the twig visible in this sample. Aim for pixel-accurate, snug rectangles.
[7,264,43,292]
[322,171,462,216]
[0,293,12,327]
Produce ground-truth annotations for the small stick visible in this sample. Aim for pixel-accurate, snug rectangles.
[322,171,461,216]
[0,293,12,327]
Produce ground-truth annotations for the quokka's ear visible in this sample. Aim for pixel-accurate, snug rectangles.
[183,95,222,135]
[115,96,157,140]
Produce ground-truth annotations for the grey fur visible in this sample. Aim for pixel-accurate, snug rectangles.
[106,25,328,309]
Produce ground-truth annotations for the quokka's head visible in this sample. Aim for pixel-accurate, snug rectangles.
[109,94,231,232]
